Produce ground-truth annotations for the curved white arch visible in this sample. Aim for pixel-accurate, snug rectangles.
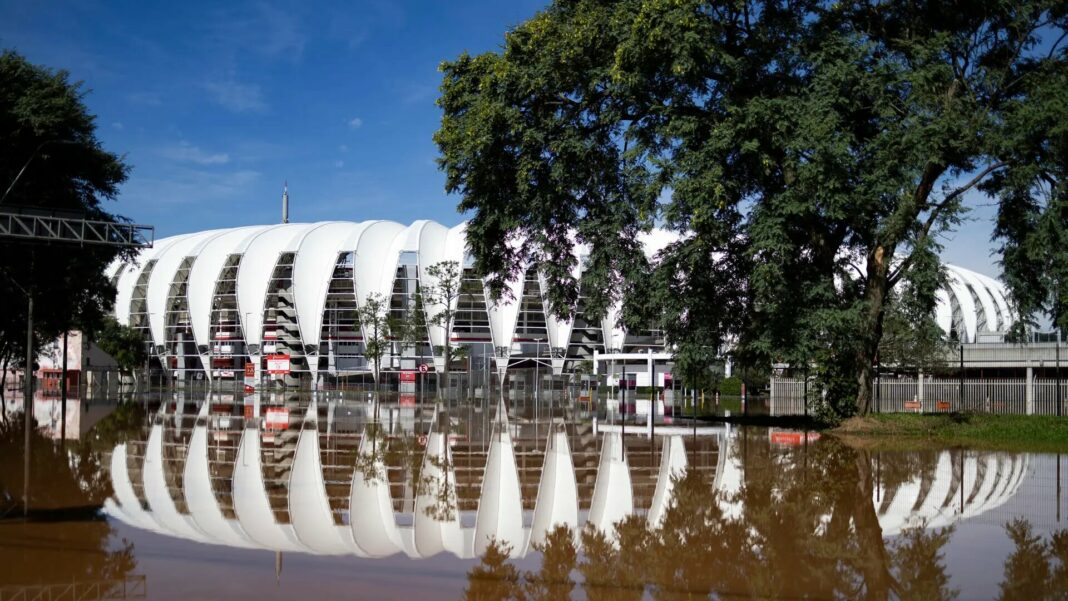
[232,425,307,551]
[115,233,195,327]
[587,432,633,540]
[288,405,363,555]
[349,430,404,558]
[187,226,264,352]
[293,222,371,350]
[413,428,465,558]
[648,435,688,529]
[108,443,164,533]
[473,411,525,558]
[142,423,210,543]
[945,271,979,342]
[145,230,223,348]
[113,261,140,326]
[951,266,999,335]
[235,224,317,349]
[934,289,954,336]
[972,270,1014,331]
[527,429,579,552]
[183,404,256,548]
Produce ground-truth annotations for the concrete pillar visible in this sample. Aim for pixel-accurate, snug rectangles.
[769,376,776,415]
[1026,366,1034,415]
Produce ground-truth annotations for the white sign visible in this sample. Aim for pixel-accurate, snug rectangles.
[266,354,291,374]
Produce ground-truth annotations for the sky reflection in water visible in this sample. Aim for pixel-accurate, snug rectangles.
[2,395,1068,600]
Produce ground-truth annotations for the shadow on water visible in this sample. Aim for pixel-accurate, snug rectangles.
[0,405,143,592]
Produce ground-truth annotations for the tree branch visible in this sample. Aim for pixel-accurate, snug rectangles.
[888,160,1009,287]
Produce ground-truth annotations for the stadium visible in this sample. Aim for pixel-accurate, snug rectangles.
[108,219,1016,389]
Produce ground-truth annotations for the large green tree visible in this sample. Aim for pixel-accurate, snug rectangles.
[0,50,132,382]
[436,0,1068,417]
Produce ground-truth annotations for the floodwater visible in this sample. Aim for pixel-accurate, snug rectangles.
[2,393,1068,600]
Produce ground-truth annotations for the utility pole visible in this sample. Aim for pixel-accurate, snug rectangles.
[23,287,33,516]
[960,344,965,412]
[1057,333,1062,418]
[60,330,68,442]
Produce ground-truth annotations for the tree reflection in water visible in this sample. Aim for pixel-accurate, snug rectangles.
[997,518,1068,601]
[462,436,967,600]
[0,408,140,589]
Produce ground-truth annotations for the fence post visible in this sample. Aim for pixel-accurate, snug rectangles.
[918,371,925,410]
[769,375,776,416]
[1057,341,1062,418]
[959,344,965,412]
[1026,366,1034,416]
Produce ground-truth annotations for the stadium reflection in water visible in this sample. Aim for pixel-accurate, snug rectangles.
[5,392,1068,600]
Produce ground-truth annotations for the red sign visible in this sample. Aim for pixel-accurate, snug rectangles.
[400,371,416,383]
[244,362,255,378]
[419,363,430,373]
[936,401,951,411]
[905,401,922,411]
[265,407,290,430]
[769,431,821,446]
[399,393,416,406]
[266,354,291,374]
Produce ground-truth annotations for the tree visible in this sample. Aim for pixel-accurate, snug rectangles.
[93,316,148,376]
[436,0,1068,419]
[358,292,391,417]
[0,51,132,386]
[423,260,463,401]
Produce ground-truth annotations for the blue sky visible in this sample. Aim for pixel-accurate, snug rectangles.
[1,0,1001,276]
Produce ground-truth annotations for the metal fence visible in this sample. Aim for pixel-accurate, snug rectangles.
[769,375,1068,416]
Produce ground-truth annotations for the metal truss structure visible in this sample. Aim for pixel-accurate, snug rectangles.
[0,210,154,248]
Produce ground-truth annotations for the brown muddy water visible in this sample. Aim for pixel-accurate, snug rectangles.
[2,394,1067,600]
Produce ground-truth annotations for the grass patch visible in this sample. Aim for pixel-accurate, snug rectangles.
[832,412,1068,452]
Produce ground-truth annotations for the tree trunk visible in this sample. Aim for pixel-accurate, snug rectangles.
[851,451,900,600]
[441,340,450,404]
[855,245,891,415]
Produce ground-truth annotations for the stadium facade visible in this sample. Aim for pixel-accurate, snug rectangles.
[108,220,1015,386]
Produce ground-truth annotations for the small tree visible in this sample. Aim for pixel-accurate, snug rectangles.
[92,316,147,377]
[358,292,391,419]
[393,291,429,363]
[424,261,463,402]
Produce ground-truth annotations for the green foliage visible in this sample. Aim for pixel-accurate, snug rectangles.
[0,50,132,374]
[436,1,1068,420]
[358,292,391,382]
[423,260,463,394]
[836,413,1068,452]
[719,376,741,396]
[462,540,524,601]
[92,316,147,374]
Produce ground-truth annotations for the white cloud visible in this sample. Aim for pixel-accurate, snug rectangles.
[205,79,267,113]
[111,122,124,130]
[160,141,230,165]
[348,117,363,129]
